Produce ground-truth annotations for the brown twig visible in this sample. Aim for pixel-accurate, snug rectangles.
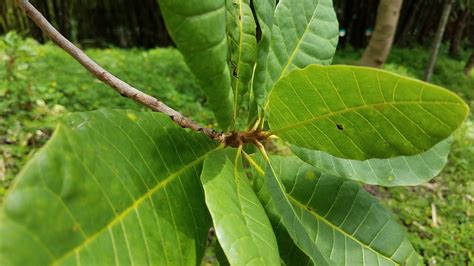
[16,0,224,142]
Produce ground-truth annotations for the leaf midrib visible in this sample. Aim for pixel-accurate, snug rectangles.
[53,146,222,265]
[270,100,462,135]
[287,195,400,264]
[232,147,267,265]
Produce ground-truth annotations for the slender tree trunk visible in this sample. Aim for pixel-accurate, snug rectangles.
[465,52,474,76]
[424,0,455,81]
[360,0,404,68]
[397,0,423,46]
[417,1,442,46]
[449,9,470,58]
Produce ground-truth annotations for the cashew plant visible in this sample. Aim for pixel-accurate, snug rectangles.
[1,0,469,265]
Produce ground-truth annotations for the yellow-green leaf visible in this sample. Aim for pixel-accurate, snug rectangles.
[201,148,280,265]
[268,65,469,160]
[0,110,218,265]
[251,155,421,265]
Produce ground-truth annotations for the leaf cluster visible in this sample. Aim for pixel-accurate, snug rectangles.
[0,1,470,265]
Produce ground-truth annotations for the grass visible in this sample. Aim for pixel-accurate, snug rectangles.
[374,122,474,264]
[1,33,473,264]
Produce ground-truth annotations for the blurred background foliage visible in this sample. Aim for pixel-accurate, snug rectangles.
[0,0,173,48]
[1,0,473,264]
[1,0,472,51]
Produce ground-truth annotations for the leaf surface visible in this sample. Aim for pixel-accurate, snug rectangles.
[256,0,339,106]
[251,165,312,266]
[248,154,332,265]
[252,155,421,265]
[0,110,218,265]
[226,0,257,123]
[291,137,452,186]
[248,0,276,125]
[159,0,233,129]
[201,148,279,265]
[268,65,469,160]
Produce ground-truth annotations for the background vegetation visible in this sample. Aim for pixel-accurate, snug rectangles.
[1,34,472,264]
[1,0,473,264]
[2,0,473,51]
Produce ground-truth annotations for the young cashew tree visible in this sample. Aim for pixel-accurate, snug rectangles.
[1,0,469,265]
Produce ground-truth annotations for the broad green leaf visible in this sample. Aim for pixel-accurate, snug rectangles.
[256,0,339,107]
[0,110,218,265]
[248,154,332,265]
[249,156,312,266]
[201,148,280,265]
[159,0,233,129]
[226,0,257,123]
[252,155,421,265]
[248,0,276,125]
[291,137,453,186]
[268,65,469,160]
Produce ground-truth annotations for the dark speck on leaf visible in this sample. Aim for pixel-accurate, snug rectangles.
[336,124,344,130]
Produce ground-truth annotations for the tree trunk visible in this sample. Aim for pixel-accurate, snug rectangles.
[424,0,455,81]
[449,9,470,58]
[417,1,442,46]
[397,0,423,46]
[360,0,404,68]
[465,52,474,76]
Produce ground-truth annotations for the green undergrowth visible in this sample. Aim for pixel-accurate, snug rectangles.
[1,33,473,264]
[369,121,474,265]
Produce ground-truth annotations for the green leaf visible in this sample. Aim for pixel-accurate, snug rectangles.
[253,155,421,265]
[249,156,312,265]
[248,0,276,125]
[248,153,332,265]
[201,148,280,265]
[226,0,257,123]
[256,0,339,107]
[291,137,453,186]
[268,65,469,160]
[159,0,233,129]
[0,109,218,265]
